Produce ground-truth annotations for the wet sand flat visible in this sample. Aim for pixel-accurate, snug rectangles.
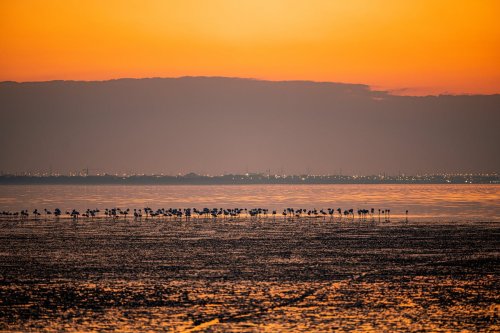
[0,217,498,331]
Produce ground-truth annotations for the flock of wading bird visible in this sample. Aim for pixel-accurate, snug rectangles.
[1,207,408,222]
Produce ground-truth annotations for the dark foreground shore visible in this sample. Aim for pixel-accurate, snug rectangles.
[0,218,498,332]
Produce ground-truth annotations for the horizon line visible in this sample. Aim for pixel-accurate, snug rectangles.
[2,172,498,177]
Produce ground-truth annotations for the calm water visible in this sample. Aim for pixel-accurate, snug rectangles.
[1,184,499,331]
[1,213,498,331]
[0,184,499,220]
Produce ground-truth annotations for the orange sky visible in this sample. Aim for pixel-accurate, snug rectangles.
[1,0,499,95]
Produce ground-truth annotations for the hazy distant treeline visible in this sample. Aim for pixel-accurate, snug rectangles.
[0,174,497,185]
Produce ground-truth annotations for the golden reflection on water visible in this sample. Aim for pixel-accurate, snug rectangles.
[4,276,497,332]
[0,184,499,220]
[0,217,498,332]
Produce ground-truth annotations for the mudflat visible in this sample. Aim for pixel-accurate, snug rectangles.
[0,217,498,331]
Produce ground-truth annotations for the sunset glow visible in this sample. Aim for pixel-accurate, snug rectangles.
[1,0,499,95]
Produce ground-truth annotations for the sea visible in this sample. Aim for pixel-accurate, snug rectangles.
[0,184,498,331]
[0,184,499,221]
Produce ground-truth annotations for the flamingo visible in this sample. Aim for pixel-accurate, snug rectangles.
[43,209,52,220]
[70,209,80,220]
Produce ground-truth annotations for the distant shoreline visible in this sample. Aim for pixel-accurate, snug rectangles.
[0,174,497,185]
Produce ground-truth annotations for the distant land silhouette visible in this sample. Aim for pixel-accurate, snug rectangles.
[0,173,497,185]
[1,77,499,175]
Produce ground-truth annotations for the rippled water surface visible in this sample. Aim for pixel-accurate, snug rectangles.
[0,185,498,332]
[0,184,499,220]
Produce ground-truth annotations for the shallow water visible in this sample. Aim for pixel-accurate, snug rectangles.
[0,184,499,331]
[0,217,498,332]
[0,184,499,220]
